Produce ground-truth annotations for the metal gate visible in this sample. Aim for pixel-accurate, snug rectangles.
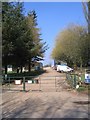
[2,75,68,92]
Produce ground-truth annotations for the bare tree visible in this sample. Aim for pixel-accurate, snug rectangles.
[82,1,90,33]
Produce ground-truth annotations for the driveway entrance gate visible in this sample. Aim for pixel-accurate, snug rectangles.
[2,75,68,92]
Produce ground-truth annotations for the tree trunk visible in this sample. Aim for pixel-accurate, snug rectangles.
[20,66,22,73]
[17,67,19,73]
[80,62,83,73]
[5,65,7,74]
[28,60,31,72]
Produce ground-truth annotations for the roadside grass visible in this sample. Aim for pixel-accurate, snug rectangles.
[77,85,90,94]
[66,67,90,93]
[75,69,90,93]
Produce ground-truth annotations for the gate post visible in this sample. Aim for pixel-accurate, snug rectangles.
[23,77,26,92]
[9,77,10,90]
[73,74,76,88]
[55,76,57,92]
[39,77,41,91]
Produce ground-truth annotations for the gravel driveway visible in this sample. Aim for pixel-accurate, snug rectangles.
[2,67,89,119]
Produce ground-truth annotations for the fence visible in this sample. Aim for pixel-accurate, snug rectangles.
[2,76,39,92]
[2,75,66,92]
[66,73,85,88]
[2,73,84,92]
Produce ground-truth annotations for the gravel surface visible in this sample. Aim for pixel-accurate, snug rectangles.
[2,67,89,119]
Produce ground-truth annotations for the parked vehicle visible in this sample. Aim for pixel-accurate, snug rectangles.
[57,65,73,72]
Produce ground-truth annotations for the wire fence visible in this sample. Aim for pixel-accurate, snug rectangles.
[66,73,85,88]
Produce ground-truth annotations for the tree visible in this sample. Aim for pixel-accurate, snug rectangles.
[24,10,48,72]
[2,2,29,73]
[82,1,90,33]
[2,2,15,74]
[2,2,48,73]
[82,1,90,66]
[52,24,88,67]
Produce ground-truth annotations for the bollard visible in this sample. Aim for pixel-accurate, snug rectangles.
[23,77,26,91]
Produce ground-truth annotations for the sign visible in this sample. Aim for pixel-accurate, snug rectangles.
[85,70,90,83]
[28,80,32,84]
[15,80,22,85]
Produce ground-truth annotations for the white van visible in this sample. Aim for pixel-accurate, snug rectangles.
[57,65,73,72]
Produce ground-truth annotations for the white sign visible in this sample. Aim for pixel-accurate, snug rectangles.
[85,74,90,83]
[85,74,90,79]
[28,80,32,84]
[15,80,21,85]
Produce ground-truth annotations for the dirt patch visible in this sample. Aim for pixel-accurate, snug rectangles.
[2,67,89,118]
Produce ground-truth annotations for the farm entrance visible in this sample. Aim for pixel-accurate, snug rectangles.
[2,75,67,92]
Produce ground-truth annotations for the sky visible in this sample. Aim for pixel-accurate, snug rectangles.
[24,2,86,66]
